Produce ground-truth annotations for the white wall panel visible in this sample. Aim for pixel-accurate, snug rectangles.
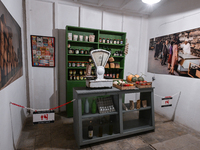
[58,4,79,29]
[148,0,200,132]
[0,0,27,149]
[29,0,54,109]
[80,6,102,29]
[103,11,122,31]
[123,15,142,103]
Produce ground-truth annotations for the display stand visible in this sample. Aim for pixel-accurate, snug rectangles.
[73,87,155,148]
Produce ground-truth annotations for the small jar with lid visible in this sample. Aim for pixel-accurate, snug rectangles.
[89,58,92,63]
[120,51,123,56]
[81,62,85,67]
[72,62,76,67]
[80,49,84,54]
[112,73,115,78]
[116,51,119,56]
[99,38,102,43]
[91,70,94,75]
[84,76,86,80]
[69,75,73,80]
[84,70,86,75]
[69,70,73,75]
[73,75,76,80]
[76,75,79,80]
[91,62,94,67]
[79,70,83,75]
[75,49,79,54]
[110,39,113,44]
[73,70,76,75]
[68,61,72,67]
[103,38,106,43]
[77,62,80,67]
[68,44,70,48]
[113,39,116,44]
[68,49,73,54]
[117,39,120,44]
[120,39,123,44]
[84,50,88,54]
[106,38,109,43]
[80,76,83,80]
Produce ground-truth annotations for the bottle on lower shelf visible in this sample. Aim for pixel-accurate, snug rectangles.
[88,121,93,139]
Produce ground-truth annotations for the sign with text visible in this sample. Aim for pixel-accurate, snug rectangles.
[161,96,172,107]
[33,111,55,124]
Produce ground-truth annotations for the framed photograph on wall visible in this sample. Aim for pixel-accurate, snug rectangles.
[31,35,55,67]
[0,1,23,91]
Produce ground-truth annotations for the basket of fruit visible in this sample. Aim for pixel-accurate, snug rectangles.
[126,73,152,88]
[113,79,135,90]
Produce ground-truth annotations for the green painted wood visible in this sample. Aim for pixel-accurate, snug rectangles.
[66,26,126,117]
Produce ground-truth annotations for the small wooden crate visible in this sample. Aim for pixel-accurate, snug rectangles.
[113,79,135,90]
[113,84,135,90]
[136,82,152,88]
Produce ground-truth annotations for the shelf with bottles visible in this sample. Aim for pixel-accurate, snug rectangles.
[82,115,120,141]
[81,96,117,118]
[104,69,123,79]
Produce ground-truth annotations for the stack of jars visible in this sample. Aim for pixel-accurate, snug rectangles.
[68,48,89,55]
[68,61,89,67]
[113,51,123,56]
[69,69,95,80]
[99,38,123,44]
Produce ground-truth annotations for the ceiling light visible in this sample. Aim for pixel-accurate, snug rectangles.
[142,0,161,4]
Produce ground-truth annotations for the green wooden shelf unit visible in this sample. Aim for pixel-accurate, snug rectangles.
[66,26,126,117]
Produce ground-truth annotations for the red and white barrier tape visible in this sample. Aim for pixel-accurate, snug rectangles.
[10,99,76,112]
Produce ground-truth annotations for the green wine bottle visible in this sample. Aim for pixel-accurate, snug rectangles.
[91,98,96,114]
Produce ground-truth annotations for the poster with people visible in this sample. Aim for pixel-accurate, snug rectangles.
[0,1,23,91]
[148,28,200,78]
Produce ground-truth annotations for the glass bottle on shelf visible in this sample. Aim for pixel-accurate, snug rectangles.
[91,98,96,114]
[110,70,112,78]
[99,119,103,137]
[88,121,93,139]
[109,119,113,135]
[85,98,89,114]
[116,69,119,79]
[106,70,109,77]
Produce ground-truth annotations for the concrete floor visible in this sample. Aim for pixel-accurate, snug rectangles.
[17,112,200,150]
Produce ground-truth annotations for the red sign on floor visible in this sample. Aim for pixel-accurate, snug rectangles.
[33,111,55,124]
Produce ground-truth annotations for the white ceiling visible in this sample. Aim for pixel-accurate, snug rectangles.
[69,0,169,16]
